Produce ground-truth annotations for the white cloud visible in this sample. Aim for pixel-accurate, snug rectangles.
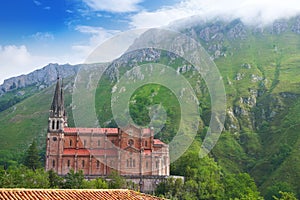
[33,0,41,6]
[31,32,54,41]
[0,45,49,83]
[0,45,83,84]
[83,0,143,13]
[130,0,300,28]
[72,26,120,61]
[0,27,118,83]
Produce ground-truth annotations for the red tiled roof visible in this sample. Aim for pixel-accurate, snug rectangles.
[63,149,90,156]
[63,149,118,156]
[0,189,164,200]
[154,139,165,145]
[64,127,119,134]
[144,150,152,155]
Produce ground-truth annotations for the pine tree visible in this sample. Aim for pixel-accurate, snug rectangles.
[24,140,41,171]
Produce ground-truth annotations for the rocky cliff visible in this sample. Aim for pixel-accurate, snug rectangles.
[0,63,79,95]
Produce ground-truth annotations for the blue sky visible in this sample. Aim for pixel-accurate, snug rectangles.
[1,0,300,83]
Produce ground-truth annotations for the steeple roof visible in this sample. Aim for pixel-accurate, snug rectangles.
[50,78,65,118]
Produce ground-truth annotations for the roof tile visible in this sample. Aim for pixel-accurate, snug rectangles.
[0,189,164,200]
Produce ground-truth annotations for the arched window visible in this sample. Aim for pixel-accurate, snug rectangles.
[127,159,129,167]
[52,120,55,130]
[129,158,132,167]
[146,161,148,169]
[98,140,100,147]
[128,139,134,146]
[133,159,136,167]
[82,160,85,167]
[97,160,100,168]
[56,120,59,130]
[69,140,72,147]
[67,160,70,167]
[84,140,87,147]
[145,141,148,147]
[52,160,55,168]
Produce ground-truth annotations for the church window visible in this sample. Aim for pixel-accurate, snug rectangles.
[56,120,59,130]
[127,159,129,167]
[128,139,134,146]
[67,160,70,167]
[156,160,159,169]
[133,159,136,167]
[84,140,86,147]
[52,160,55,168]
[52,120,55,130]
[145,141,148,147]
[69,140,72,146]
[146,161,148,169]
[82,160,85,167]
[53,137,57,141]
[98,140,100,147]
[97,160,100,168]
[129,158,132,167]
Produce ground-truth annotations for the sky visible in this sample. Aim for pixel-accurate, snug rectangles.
[1,0,300,84]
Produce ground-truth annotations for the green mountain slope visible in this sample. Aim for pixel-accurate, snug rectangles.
[1,17,300,197]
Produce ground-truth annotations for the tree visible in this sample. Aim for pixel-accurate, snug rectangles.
[48,169,63,188]
[223,173,263,200]
[23,140,41,171]
[108,171,126,189]
[155,177,184,199]
[23,168,50,188]
[82,177,109,189]
[273,191,297,200]
[0,165,49,188]
[63,169,84,189]
[266,182,295,200]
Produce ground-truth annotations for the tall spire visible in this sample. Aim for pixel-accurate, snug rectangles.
[50,77,65,118]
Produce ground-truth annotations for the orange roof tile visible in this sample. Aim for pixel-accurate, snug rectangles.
[144,150,152,155]
[63,149,118,156]
[153,139,165,145]
[64,127,119,134]
[0,189,164,200]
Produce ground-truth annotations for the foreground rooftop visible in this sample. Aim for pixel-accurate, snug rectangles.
[0,188,164,200]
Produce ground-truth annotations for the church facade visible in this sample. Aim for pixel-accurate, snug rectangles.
[45,78,169,178]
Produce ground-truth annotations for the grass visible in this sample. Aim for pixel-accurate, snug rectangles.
[2,23,300,197]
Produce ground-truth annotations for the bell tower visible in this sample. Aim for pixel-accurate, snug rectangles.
[46,77,67,173]
[48,77,67,132]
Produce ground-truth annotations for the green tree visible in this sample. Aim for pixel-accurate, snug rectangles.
[108,171,126,189]
[23,140,41,171]
[223,173,262,200]
[0,166,49,188]
[273,191,298,200]
[23,168,50,188]
[266,182,295,200]
[48,169,63,188]
[63,169,84,189]
[155,177,184,199]
[82,178,108,189]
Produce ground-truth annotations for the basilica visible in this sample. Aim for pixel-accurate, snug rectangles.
[45,78,169,178]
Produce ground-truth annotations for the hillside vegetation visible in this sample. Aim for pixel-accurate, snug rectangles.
[1,17,300,198]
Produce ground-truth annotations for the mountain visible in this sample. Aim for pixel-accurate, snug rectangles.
[1,16,300,198]
[0,63,80,95]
